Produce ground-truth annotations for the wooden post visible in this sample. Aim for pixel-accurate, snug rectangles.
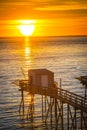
[30,94,34,120]
[74,108,77,130]
[45,95,46,116]
[60,78,62,89]
[61,102,64,130]
[50,97,53,126]
[67,104,69,130]
[19,91,22,113]
[27,94,34,120]
[20,89,24,116]
[55,99,58,130]
[42,95,44,120]
[81,110,83,130]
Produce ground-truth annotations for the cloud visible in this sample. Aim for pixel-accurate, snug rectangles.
[1,0,87,4]
[35,4,87,11]
[1,0,87,11]
[0,0,87,20]
[1,0,87,8]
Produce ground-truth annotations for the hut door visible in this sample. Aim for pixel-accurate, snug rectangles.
[41,75,48,87]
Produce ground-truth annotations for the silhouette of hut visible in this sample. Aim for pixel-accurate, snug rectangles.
[28,69,54,88]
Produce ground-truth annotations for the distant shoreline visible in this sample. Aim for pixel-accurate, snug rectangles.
[0,35,87,39]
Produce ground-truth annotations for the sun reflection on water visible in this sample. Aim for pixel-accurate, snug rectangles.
[24,37,30,58]
[25,47,30,58]
[24,37,32,70]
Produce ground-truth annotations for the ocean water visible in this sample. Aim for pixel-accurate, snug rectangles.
[0,36,87,129]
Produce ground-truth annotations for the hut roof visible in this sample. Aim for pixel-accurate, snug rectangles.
[28,69,54,75]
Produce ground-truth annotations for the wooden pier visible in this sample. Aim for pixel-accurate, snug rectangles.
[14,79,87,130]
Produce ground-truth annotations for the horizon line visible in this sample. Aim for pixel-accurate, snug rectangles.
[0,35,87,38]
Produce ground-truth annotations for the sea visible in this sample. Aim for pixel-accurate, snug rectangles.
[0,36,87,130]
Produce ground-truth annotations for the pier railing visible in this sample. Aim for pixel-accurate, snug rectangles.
[57,87,87,113]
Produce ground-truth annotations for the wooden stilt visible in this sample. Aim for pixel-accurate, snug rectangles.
[55,99,58,130]
[42,95,44,120]
[45,95,46,114]
[19,89,25,115]
[81,110,83,130]
[50,98,53,127]
[22,89,24,115]
[61,102,64,130]
[67,104,69,130]
[74,108,77,130]
[19,97,22,113]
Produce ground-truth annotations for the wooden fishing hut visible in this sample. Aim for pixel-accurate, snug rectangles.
[76,76,87,100]
[28,68,54,88]
[18,68,58,118]
[15,70,87,129]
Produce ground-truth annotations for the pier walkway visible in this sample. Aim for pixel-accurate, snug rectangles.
[14,79,87,129]
[15,80,87,113]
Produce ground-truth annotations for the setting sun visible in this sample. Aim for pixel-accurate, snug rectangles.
[19,25,35,36]
[18,20,36,36]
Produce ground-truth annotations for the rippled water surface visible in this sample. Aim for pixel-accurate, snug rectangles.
[0,36,87,129]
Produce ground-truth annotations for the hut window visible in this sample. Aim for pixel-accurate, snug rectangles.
[41,75,48,87]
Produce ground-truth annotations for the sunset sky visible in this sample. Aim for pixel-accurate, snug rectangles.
[0,0,87,37]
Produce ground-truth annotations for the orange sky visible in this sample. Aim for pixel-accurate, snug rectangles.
[0,0,87,37]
